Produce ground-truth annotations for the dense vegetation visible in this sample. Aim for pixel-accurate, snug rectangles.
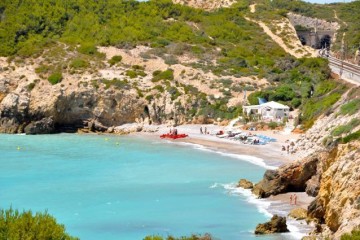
[0,0,355,125]
[0,207,78,240]
[341,228,360,240]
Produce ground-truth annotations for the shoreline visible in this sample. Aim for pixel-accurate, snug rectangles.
[133,124,314,239]
[135,124,301,168]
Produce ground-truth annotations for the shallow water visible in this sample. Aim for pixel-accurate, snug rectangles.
[0,134,298,239]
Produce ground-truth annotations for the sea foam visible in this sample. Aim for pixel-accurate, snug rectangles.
[171,141,277,170]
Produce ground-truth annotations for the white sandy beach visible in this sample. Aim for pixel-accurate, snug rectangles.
[140,124,302,167]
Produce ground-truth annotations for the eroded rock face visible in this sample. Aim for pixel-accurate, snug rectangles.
[0,87,30,133]
[24,117,55,135]
[254,215,289,234]
[309,143,360,238]
[252,154,319,198]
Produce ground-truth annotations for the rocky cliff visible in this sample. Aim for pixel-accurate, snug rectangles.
[253,86,360,239]
[0,44,253,134]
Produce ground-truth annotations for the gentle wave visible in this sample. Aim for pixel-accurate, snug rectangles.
[172,141,277,170]
[212,182,311,240]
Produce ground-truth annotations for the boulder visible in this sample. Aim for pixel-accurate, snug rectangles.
[24,117,55,135]
[288,207,307,220]
[237,179,253,189]
[254,215,289,234]
[252,154,319,198]
[114,123,143,134]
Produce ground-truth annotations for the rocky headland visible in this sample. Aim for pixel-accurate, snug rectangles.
[252,87,360,239]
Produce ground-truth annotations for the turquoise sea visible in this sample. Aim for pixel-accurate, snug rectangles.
[0,134,299,240]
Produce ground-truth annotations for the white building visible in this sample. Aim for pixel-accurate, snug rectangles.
[243,101,290,120]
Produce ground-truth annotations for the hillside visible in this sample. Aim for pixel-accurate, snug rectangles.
[0,0,359,238]
[0,0,339,132]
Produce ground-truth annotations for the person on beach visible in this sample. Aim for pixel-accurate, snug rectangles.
[290,194,293,205]
[294,194,297,205]
[200,127,203,134]
[204,127,207,135]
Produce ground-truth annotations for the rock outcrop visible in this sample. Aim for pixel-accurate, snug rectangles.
[253,87,360,238]
[237,179,253,189]
[254,215,289,234]
[308,142,360,239]
[24,117,55,135]
[289,207,308,220]
[252,154,319,198]
[287,12,340,32]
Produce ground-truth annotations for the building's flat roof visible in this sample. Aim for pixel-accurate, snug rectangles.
[243,101,289,109]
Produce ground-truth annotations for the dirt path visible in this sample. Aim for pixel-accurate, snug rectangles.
[244,17,316,58]
[249,4,256,13]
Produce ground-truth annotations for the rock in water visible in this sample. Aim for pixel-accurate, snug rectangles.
[24,117,55,135]
[237,179,253,189]
[254,215,289,234]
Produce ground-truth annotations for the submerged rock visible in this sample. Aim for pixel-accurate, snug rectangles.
[237,179,253,189]
[254,215,289,234]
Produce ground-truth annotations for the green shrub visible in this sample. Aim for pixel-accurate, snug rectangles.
[108,55,122,66]
[152,69,174,82]
[268,121,278,129]
[301,92,342,129]
[340,228,360,240]
[314,80,337,97]
[126,70,138,79]
[153,85,164,92]
[167,86,181,100]
[332,119,360,136]
[101,78,129,89]
[341,130,360,144]
[78,43,97,55]
[35,64,51,74]
[27,82,36,91]
[48,72,63,85]
[0,207,78,240]
[339,99,360,116]
[70,58,89,69]
[145,95,154,102]
[291,98,301,108]
[270,85,296,102]
[247,91,269,105]
[126,69,146,79]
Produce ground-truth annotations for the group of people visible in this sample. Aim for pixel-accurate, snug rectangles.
[282,141,296,154]
[289,193,298,205]
[169,128,178,136]
[200,127,209,135]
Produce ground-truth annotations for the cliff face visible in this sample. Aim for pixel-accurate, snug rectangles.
[0,44,255,133]
[254,86,360,238]
[0,75,148,133]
